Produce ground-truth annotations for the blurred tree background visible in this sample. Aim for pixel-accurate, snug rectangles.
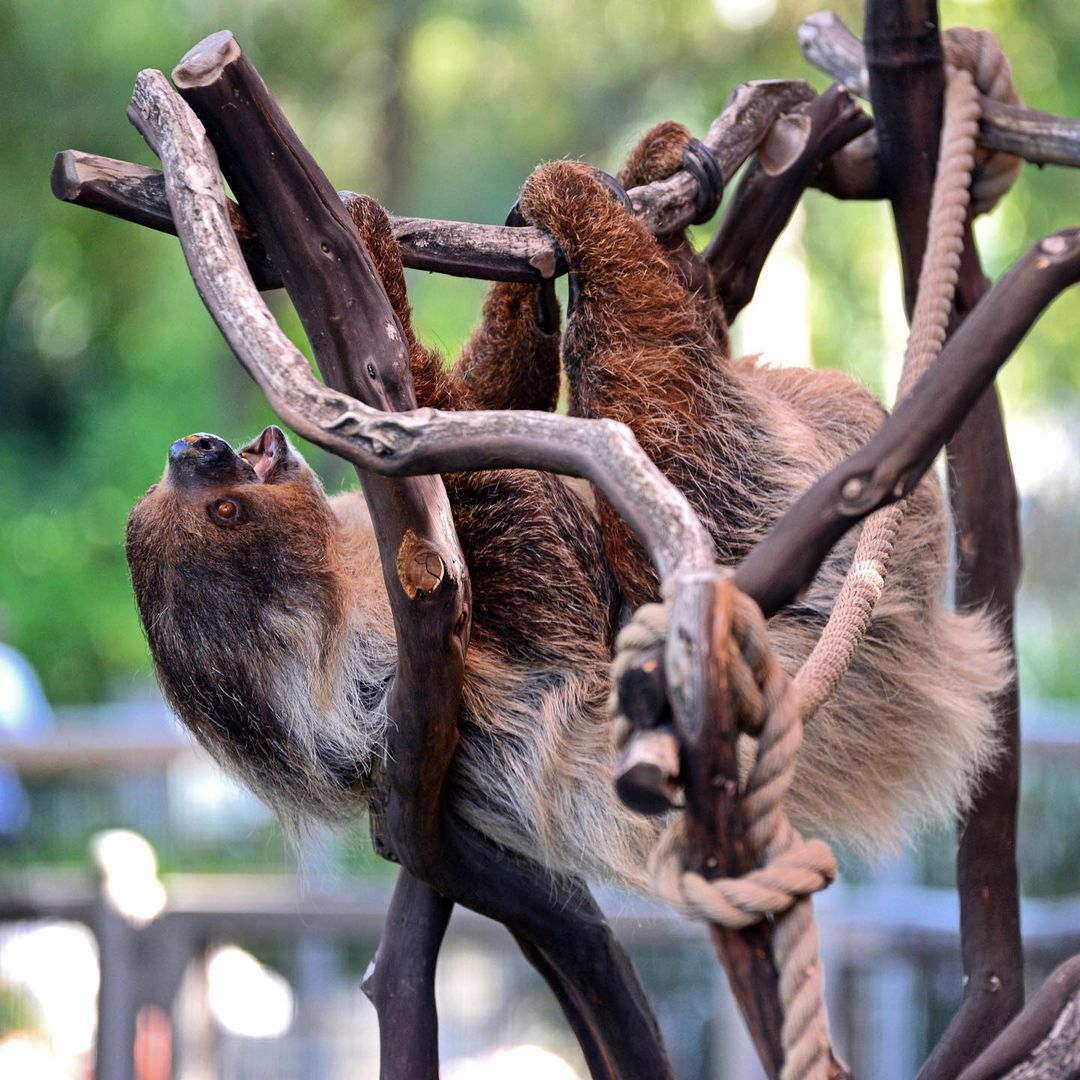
[4,3,1080,1073]
[2,0,1080,709]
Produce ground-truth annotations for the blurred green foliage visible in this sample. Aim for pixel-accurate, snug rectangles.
[3,0,1080,703]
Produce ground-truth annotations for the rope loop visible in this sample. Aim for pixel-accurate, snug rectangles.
[611,584,837,1079]
[682,137,725,224]
[944,27,1023,215]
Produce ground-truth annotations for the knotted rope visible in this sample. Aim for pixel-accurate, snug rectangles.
[609,29,1022,1080]
[611,585,837,1079]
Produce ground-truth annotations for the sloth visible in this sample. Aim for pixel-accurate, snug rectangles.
[126,126,1009,890]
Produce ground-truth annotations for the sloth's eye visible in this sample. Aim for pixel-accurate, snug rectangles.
[209,498,241,524]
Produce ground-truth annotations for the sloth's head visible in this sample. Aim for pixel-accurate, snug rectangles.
[127,426,341,644]
[126,427,391,824]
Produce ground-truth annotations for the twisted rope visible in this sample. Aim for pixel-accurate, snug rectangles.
[796,28,1019,719]
[632,588,837,1080]
[609,29,1023,1080]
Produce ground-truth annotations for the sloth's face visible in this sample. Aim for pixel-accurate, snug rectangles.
[128,425,335,587]
[126,426,342,677]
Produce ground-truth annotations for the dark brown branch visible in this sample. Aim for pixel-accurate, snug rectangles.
[800,11,1080,169]
[957,953,1080,1080]
[864,0,946,313]
[734,228,1080,618]
[53,80,813,285]
[860,3,1024,1074]
[926,244,1024,1080]
[145,40,675,1078]
[361,870,452,1080]
[668,575,785,1076]
[627,79,814,236]
[163,35,468,860]
[811,130,884,200]
[706,83,873,321]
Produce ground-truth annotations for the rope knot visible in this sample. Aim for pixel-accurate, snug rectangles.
[944,27,1023,215]
[613,582,837,1079]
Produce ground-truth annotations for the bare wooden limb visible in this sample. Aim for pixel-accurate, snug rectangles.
[361,870,452,1080]
[811,130,884,200]
[706,84,873,321]
[957,953,1080,1080]
[50,149,564,285]
[856,3,1024,1073]
[800,11,1080,169]
[628,79,815,236]
[380,213,562,281]
[668,573,784,1077]
[153,35,469,868]
[734,228,1080,618]
[925,242,1024,1080]
[54,79,812,285]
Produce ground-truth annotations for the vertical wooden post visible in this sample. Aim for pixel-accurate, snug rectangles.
[863,2,1024,1074]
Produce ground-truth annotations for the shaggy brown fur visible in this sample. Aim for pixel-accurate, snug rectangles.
[127,130,1009,890]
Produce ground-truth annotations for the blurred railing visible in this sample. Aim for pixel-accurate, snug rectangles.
[0,699,1078,1078]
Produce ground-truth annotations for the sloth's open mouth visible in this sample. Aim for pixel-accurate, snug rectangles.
[239,425,290,483]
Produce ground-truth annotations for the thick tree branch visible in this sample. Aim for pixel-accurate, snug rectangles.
[706,83,873,321]
[150,35,467,862]
[863,6,1024,1074]
[669,574,785,1076]
[361,870,452,1080]
[54,80,813,284]
[800,11,1080,169]
[811,129,884,200]
[627,79,814,236]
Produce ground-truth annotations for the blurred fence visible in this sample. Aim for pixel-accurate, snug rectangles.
[0,699,1078,1078]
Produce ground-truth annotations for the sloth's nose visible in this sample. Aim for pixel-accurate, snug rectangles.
[167,433,254,487]
[168,433,231,463]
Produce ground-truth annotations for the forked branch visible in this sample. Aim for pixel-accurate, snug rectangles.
[127,67,713,586]
[707,83,873,321]
[55,78,814,284]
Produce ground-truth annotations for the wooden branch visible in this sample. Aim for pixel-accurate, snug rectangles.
[157,34,469,866]
[800,11,1080,170]
[734,228,1080,618]
[856,3,1024,1073]
[361,870,452,1080]
[53,80,813,285]
[706,84,873,321]
[136,45,677,1077]
[957,953,1080,1080]
[811,130,884,200]
[668,574,784,1076]
[52,149,563,284]
[627,79,814,236]
[925,243,1024,1080]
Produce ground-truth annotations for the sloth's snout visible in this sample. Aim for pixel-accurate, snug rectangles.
[167,433,255,487]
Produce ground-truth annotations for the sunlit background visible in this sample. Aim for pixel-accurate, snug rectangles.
[2,0,1080,1076]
